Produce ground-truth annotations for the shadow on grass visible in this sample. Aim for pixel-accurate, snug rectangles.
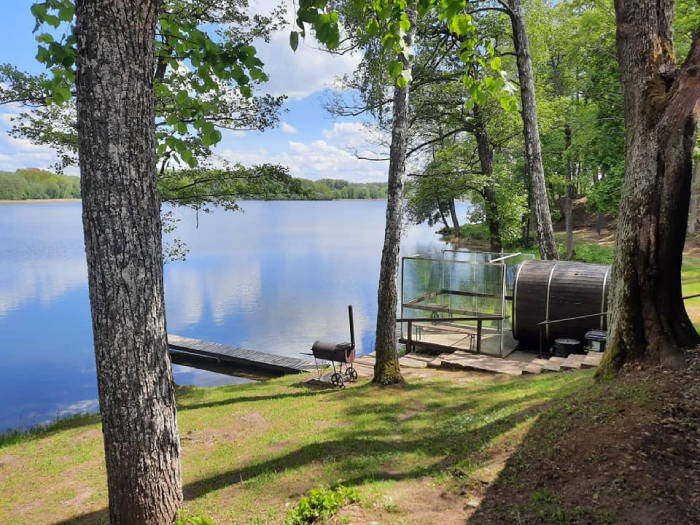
[177,386,339,412]
[48,370,594,524]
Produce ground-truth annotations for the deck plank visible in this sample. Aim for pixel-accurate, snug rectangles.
[168,334,315,375]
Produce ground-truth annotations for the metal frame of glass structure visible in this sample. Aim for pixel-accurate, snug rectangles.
[400,249,535,357]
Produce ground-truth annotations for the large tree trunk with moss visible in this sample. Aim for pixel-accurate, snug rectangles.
[473,107,501,252]
[507,0,558,260]
[76,1,182,522]
[373,10,417,385]
[599,0,700,374]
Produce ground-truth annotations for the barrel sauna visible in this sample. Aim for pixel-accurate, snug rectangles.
[512,260,611,349]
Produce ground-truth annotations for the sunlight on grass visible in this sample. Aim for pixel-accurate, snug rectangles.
[0,370,594,524]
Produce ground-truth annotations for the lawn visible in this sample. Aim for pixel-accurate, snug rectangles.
[0,369,595,524]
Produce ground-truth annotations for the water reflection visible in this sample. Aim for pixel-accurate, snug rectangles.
[0,200,464,430]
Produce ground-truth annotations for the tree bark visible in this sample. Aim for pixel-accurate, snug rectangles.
[564,125,576,259]
[507,0,558,260]
[75,1,182,522]
[473,107,501,252]
[436,198,451,231]
[449,197,461,237]
[373,7,417,385]
[688,160,700,234]
[599,0,700,374]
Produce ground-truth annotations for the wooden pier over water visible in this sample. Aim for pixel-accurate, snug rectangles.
[168,334,315,377]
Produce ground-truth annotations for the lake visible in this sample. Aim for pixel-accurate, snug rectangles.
[0,200,465,432]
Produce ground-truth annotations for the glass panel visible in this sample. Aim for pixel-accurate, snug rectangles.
[401,250,521,357]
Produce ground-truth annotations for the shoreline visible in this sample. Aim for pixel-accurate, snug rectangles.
[0,198,81,204]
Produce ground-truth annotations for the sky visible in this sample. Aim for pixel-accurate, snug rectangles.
[0,0,390,182]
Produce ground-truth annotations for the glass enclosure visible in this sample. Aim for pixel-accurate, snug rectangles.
[400,250,535,357]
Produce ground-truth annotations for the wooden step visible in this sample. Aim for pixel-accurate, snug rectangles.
[404,352,438,363]
[443,358,523,376]
[531,358,561,372]
[559,359,582,370]
[399,356,428,368]
[521,364,542,375]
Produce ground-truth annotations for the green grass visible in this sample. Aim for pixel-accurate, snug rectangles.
[0,369,595,524]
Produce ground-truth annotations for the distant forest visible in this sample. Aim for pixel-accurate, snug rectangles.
[0,168,387,201]
[299,178,387,200]
[0,169,81,200]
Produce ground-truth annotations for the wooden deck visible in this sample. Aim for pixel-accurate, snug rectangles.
[168,334,315,376]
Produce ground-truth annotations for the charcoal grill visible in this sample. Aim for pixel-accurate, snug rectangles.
[307,305,357,388]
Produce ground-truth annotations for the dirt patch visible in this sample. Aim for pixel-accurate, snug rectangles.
[267,439,295,453]
[553,197,616,232]
[470,347,700,524]
[0,454,20,482]
[397,402,426,422]
[336,478,471,524]
[0,454,19,467]
[239,411,267,425]
[74,428,102,441]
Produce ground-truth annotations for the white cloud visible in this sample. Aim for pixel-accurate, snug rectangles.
[218,119,390,182]
[248,0,361,101]
[281,121,297,134]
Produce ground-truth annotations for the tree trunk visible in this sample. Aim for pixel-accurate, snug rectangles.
[564,125,575,259]
[449,197,461,237]
[599,0,700,374]
[373,7,417,385]
[507,0,558,260]
[436,198,451,231]
[473,107,501,252]
[688,161,700,234]
[75,1,182,523]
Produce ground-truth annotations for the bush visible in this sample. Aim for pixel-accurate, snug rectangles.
[286,485,360,525]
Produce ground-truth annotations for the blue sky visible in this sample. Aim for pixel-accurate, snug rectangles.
[0,0,389,182]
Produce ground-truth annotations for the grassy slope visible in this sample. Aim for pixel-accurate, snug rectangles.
[0,370,594,524]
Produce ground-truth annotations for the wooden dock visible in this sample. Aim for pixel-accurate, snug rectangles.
[168,334,315,376]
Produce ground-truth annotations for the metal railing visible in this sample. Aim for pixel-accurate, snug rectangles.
[396,314,504,354]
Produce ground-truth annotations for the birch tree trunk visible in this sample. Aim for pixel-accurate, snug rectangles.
[507,0,558,260]
[373,7,417,385]
[599,0,700,374]
[75,1,182,522]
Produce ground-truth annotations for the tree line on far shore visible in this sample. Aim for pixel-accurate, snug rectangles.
[0,167,387,202]
[0,168,80,199]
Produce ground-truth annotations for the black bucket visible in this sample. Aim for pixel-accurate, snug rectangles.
[553,338,582,357]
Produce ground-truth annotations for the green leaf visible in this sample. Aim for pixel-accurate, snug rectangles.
[52,85,71,104]
[388,60,403,78]
[290,30,299,51]
[366,18,379,37]
[399,14,411,33]
[176,90,189,105]
[36,33,54,44]
[58,3,75,21]
[490,56,502,71]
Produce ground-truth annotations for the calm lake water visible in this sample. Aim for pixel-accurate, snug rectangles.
[0,200,465,431]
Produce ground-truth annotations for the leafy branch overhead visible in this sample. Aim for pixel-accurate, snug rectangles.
[291,0,517,107]
[6,0,286,170]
